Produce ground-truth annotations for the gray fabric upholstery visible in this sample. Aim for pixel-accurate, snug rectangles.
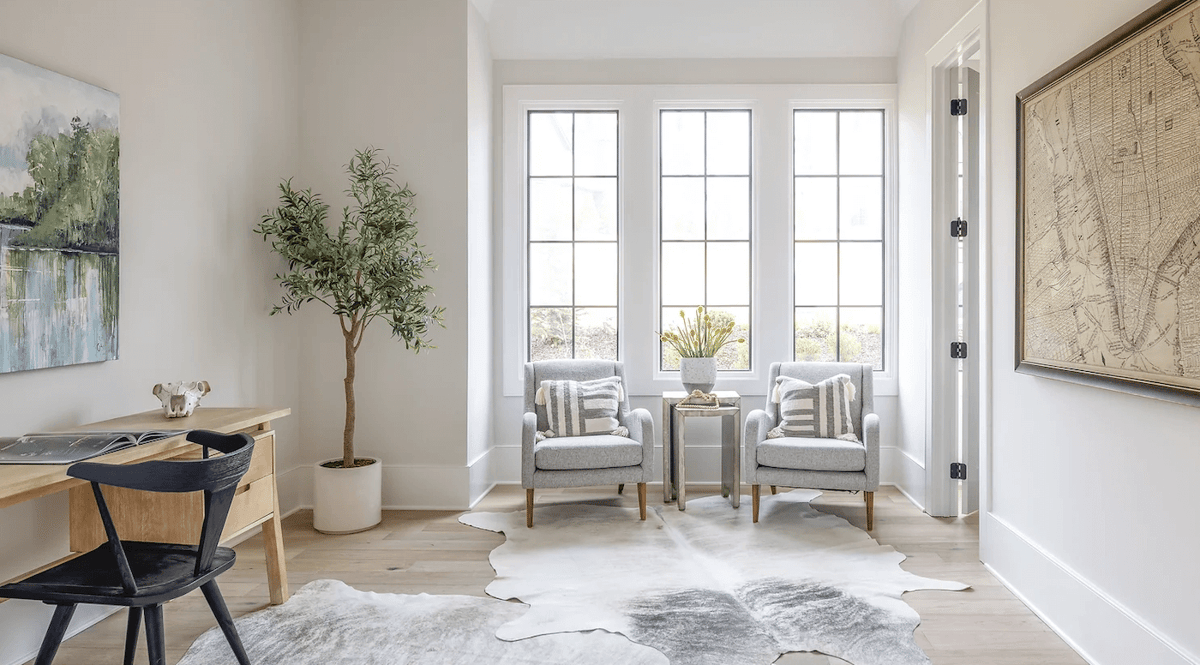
[522,361,653,490]
[745,362,879,492]
[535,435,643,470]
[757,437,865,472]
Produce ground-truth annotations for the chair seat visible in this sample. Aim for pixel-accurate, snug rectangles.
[757,437,866,472]
[535,434,642,470]
[0,542,236,606]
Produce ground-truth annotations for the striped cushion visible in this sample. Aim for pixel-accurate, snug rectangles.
[539,377,623,437]
[772,374,858,441]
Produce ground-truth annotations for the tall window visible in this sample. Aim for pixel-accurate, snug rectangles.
[659,109,752,371]
[793,110,885,370]
[527,110,619,361]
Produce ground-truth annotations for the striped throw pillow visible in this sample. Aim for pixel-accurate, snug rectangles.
[539,377,623,437]
[772,374,858,441]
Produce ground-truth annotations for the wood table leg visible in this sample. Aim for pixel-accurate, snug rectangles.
[262,486,289,605]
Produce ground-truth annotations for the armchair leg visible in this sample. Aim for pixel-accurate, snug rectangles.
[637,483,647,520]
[618,483,625,495]
[752,485,760,523]
[771,485,778,495]
[526,489,534,528]
[865,491,874,531]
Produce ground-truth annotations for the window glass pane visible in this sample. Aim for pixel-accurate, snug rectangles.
[794,242,837,306]
[707,242,749,306]
[529,177,573,241]
[661,111,705,175]
[706,111,750,176]
[710,307,750,370]
[839,111,883,176]
[576,307,617,360]
[795,307,838,362]
[575,243,617,306]
[529,112,572,176]
[794,177,837,240]
[529,243,573,306]
[794,111,837,175]
[660,307,688,371]
[839,177,882,240]
[662,177,705,240]
[840,307,883,369]
[575,177,616,240]
[574,112,617,176]
[662,242,705,305]
[706,177,750,240]
[839,242,883,306]
[531,308,573,361]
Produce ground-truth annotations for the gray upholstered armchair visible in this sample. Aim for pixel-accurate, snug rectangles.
[744,362,880,529]
[523,360,654,527]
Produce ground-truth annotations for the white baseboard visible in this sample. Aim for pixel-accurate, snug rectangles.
[278,461,473,511]
[984,512,1197,665]
[880,445,925,511]
[468,447,496,507]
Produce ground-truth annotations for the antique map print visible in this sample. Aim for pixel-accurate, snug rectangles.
[1022,2,1200,391]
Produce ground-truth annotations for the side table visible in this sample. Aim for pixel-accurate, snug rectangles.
[661,391,741,510]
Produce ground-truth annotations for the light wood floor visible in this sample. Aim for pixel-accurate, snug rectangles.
[33,485,1085,665]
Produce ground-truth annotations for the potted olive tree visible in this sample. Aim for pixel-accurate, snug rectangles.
[257,148,444,534]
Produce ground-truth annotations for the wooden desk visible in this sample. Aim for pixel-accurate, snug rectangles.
[0,407,291,605]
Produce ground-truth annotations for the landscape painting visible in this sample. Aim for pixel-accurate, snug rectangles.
[0,54,119,373]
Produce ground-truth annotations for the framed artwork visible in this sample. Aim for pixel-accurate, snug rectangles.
[0,54,119,373]
[1017,0,1200,405]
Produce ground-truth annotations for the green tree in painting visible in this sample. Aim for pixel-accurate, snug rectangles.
[0,116,120,253]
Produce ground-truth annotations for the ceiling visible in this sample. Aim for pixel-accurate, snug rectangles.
[473,0,918,60]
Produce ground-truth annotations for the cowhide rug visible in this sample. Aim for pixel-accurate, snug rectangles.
[177,579,666,664]
[460,490,968,665]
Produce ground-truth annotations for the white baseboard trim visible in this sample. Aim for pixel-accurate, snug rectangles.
[880,445,924,511]
[278,462,473,511]
[984,512,1197,665]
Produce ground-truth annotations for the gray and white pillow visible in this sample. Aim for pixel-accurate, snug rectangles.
[536,377,624,437]
[770,374,858,441]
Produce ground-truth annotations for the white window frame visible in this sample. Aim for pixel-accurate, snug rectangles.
[501,84,897,397]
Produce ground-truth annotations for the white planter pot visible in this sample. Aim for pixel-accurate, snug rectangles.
[313,457,382,534]
[680,356,718,394]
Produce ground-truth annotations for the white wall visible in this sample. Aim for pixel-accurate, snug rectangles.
[984,1,1200,663]
[893,0,978,509]
[295,0,474,509]
[0,0,301,662]
[490,60,904,487]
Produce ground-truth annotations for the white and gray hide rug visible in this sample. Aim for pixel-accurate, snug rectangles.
[459,490,969,665]
[177,578,667,664]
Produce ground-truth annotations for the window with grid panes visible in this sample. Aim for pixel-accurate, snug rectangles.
[659,109,752,371]
[793,110,885,370]
[527,110,619,361]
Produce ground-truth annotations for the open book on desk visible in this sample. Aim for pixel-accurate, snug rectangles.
[0,430,189,465]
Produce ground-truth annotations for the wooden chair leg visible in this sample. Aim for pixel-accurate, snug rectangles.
[143,604,166,665]
[526,488,534,528]
[770,485,778,495]
[618,483,625,494]
[865,491,874,531]
[34,603,76,665]
[752,485,760,523]
[122,607,142,665]
[637,482,647,520]
[202,581,251,665]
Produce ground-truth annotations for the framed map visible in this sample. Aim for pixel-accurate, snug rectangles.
[1017,0,1200,405]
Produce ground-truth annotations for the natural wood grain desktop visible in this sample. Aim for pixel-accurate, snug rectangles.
[0,407,292,606]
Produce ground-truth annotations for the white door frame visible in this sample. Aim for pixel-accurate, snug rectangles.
[925,1,990,519]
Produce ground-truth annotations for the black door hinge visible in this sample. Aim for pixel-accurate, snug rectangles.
[951,98,968,116]
[950,462,967,480]
[951,218,968,238]
[950,342,968,359]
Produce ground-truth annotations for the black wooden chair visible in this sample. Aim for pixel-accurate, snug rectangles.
[0,430,256,665]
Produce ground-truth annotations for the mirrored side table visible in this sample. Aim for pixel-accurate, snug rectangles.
[661,391,741,511]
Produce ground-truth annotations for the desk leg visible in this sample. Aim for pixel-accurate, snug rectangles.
[674,410,686,511]
[262,483,290,605]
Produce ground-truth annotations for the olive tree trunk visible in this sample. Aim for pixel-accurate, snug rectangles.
[343,324,357,469]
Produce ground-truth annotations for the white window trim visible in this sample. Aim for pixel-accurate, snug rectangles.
[502,84,898,398]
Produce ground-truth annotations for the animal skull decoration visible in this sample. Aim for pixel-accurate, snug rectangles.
[152,381,211,418]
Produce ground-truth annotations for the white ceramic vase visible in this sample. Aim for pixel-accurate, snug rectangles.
[313,456,382,534]
[680,356,718,394]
